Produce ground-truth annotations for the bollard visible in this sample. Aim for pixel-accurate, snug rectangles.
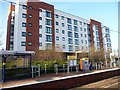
[63,64,65,72]
[38,64,40,77]
[31,66,34,78]
[54,64,58,75]
[95,62,97,70]
[76,64,79,72]
[67,64,70,73]
[71,67,72,72]
[98,63,100,69]
[45,64,47,74]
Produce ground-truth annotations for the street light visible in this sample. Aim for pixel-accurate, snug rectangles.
[117,50,120,66]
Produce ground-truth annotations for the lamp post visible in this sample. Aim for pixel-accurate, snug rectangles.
[117,50,120,66]
[2,55,6,82]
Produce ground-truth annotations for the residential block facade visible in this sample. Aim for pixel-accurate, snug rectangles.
[6,0,112,54]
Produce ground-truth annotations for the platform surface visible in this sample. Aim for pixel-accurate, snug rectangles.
[1,67,119,89]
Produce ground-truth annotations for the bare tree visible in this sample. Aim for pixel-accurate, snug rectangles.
[34,49,63,61]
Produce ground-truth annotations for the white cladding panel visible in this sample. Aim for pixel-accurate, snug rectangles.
[39,9,52,50]
[101,25,112,52]
[14,1,27,51]
[54,9,90,52]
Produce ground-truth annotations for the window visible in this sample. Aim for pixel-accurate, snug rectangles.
[81,40,83,43]
[28,42,32,46]
[62,45,65,49]
[61,16,64,20]
[74,33,79,38]
[68,45,73,51]
[74,26,78,32]
[10,32,14,36]
[85,34,87,38]
[10,42,13,45]
[62,30,65,34]
[75,39,79,45]
[46,35,52,42]
[106,28,109,32]
[106,38,111,42]
[68,38,73,44]
[56,36,59,41]
[46,27,52,34]
[107,43,111,47]
[62,23,65,27]
[29,6,32,10]
[96,37,99,41]
[10,45,13,50]
[74,20,77,25]
[62,37,65,41]
[75,46,79,51]
[68,31,72,37]
[84,28,86,32]
[68,25,72,30]
[22,13,26,18]
[80,21,82,25]
[46,19,52,26]
[82,46,83,50]
[55,14,59,18]
[29,14,32,18]
[97,42,100,47]
[22,5,27,10]
[29,23,32,27]
[39,25,42,29]
[28,32,32,36]
[46,11,51,18]
[22,22,26,27]
[106,34,110,37]
[85,40,87,44]
[21,41,26,46]
[84,22,86,26]
[67,18,72,24]
[39,34,42,37]
[39,17,42,20]
[80,28,82,31]
[56,44,59,48]
[56,29,59,33]
[81,34,83,37]
[22,32,26,37]
[39,43,42,46]
[95,26,98,30]
[56,22,59,25]
[96,31,98,35]
[46,43,52,49]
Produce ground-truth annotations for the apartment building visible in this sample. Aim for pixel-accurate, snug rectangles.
[6,0,112,54]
